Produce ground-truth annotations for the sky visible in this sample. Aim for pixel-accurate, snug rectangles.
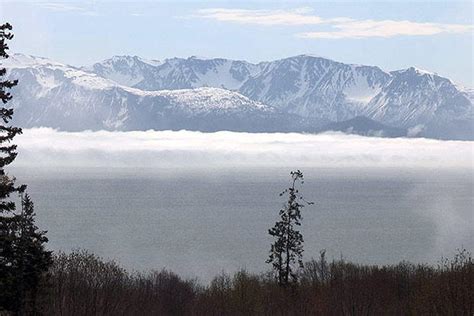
[0,0,473,85]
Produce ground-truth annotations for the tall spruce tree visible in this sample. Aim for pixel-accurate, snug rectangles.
[267,170,313,286]
[0,22,52,314]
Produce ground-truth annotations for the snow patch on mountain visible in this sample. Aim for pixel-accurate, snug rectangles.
[153,87,271,114]
[4,53,65,68]
[83,55,161,87]
[3,53,472,139]
[185,59,247,90]
[343,66,385,104]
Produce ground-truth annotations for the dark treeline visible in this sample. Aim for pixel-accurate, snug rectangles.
[35,249,473,315]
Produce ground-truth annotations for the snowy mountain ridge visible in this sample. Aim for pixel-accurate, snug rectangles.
[87,54,472,127]
[2,53,472,139]
[3,55,295,132]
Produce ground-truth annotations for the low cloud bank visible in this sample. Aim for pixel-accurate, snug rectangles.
[14,128,474,170]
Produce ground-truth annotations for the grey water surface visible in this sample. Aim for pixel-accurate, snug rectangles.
[12,166,474,282]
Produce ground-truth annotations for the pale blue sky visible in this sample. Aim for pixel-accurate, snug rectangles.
[1,0,472,85]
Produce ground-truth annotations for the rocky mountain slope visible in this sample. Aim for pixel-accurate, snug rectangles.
[5,54,306,132]
[2,53,472,139]
[321,116,407,138]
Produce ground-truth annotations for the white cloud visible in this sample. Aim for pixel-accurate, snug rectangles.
[33,1,99,16]
[34,2,86,12]
[13,128,474,170]
[298,19,473,39]
[194,8,323,26]
[193,7,473,39]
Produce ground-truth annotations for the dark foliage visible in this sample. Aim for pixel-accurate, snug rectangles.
[0,23,52,314]
[35,249,474,315]
[41,250,197,315]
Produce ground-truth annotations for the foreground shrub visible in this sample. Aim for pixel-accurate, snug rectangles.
[37,249,473,315]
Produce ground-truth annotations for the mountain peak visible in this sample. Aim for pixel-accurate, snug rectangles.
[293,53,328,60]
[188,55,218,61]
[5,53,472,139]
[3,53,67,68]
[393,66,438,77]
[110,55,138,61]
[285,54,334,64]
[101,55,161,67]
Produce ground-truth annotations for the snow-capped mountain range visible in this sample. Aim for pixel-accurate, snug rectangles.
[2,53,472,139]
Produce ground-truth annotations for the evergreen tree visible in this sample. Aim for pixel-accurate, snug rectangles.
[16,193,52,313]
[267,170,313,286]
[0,22,52,314]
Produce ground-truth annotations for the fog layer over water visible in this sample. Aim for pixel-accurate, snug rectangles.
[15,128,473,169]
[11,129,474,281]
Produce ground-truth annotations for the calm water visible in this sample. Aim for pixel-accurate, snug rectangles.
[13,167,474,281]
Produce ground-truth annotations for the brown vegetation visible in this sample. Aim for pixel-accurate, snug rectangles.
[37,249,473,315]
